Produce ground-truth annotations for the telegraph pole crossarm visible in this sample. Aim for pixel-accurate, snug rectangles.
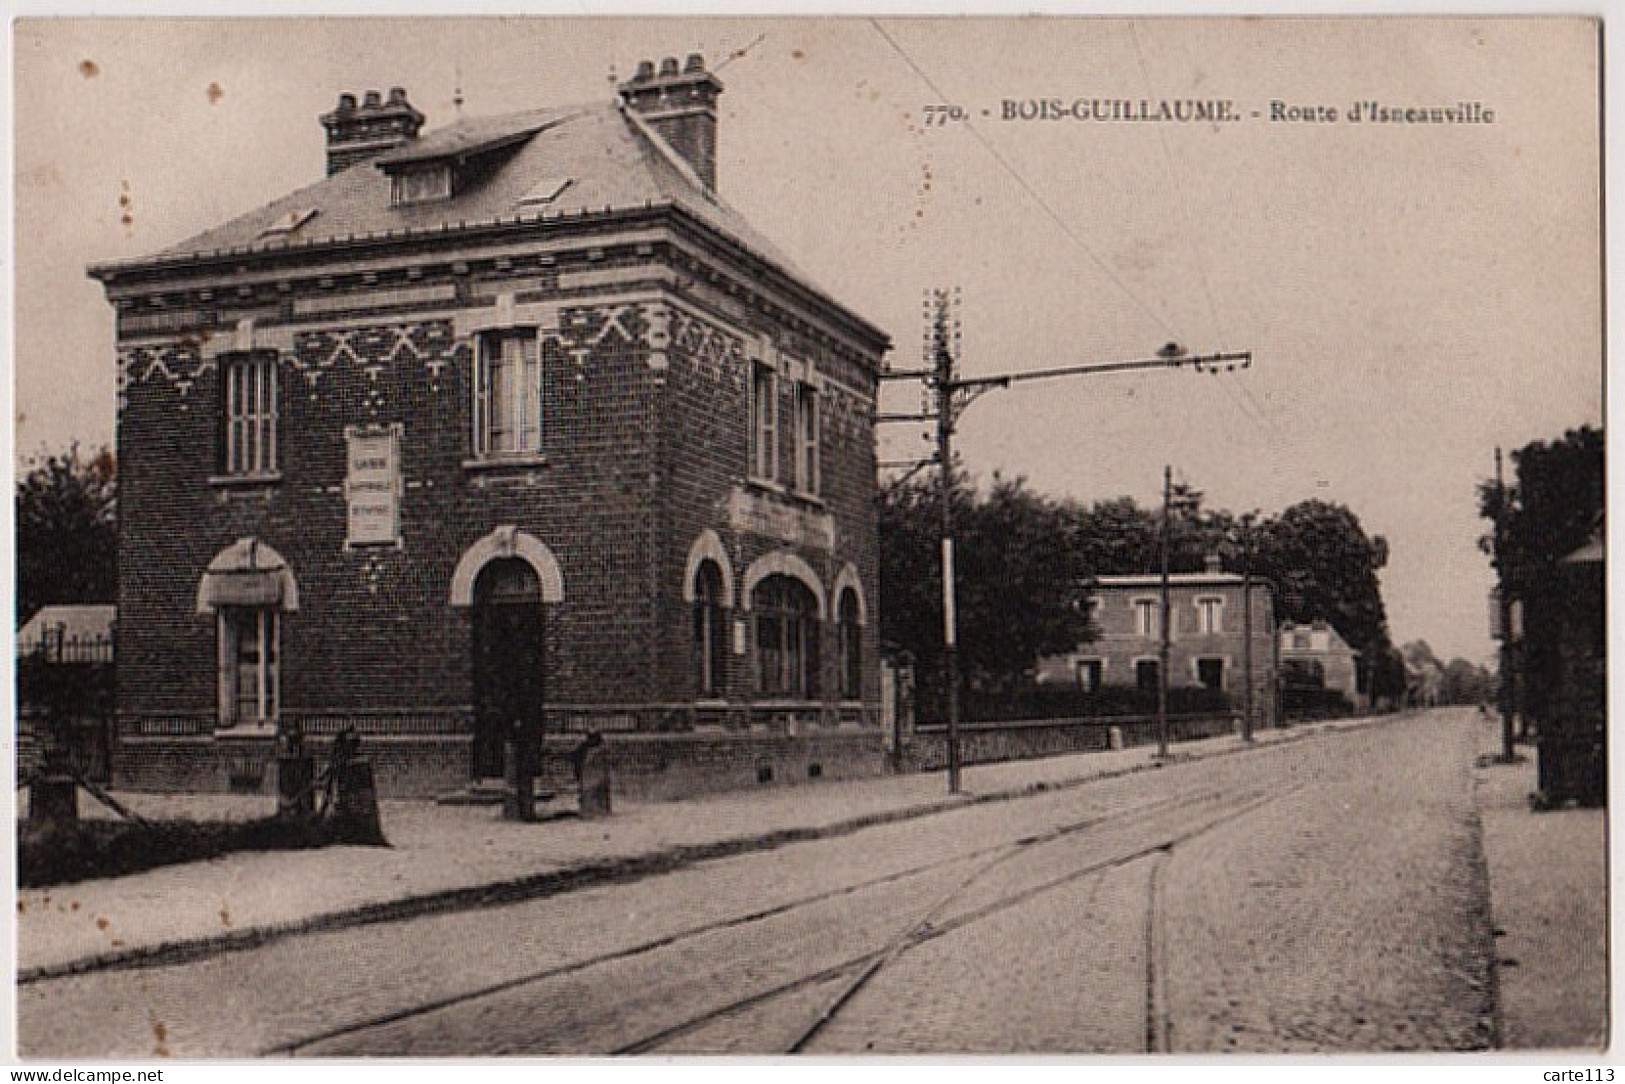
[883,293,1255,794]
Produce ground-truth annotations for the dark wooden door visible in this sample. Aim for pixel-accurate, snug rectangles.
[472,559,544,779]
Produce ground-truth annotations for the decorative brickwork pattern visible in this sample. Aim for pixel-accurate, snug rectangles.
[97,91,890,797]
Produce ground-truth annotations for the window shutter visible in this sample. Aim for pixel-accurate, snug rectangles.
[473,336,489,456]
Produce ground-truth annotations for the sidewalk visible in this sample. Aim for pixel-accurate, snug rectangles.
[1473,718,1610,1051]
[16,716,1374,981]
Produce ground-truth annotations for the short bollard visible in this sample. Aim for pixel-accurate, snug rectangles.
[277,755,315,819]
[28,775,78,831]
[276,726,314,820]
[331,760,386,845]
[574,733,611,819]
[504,739,537,823]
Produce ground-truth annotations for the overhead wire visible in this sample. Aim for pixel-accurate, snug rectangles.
[868,18,1185,347]
[1127,22,1289,447]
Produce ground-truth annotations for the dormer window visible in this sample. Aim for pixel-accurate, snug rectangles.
[391,164,452,206]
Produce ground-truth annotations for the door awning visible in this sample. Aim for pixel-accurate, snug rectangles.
[196,538,299,614]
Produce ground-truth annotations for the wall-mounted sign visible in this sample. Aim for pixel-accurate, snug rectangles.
[345,425,402,548]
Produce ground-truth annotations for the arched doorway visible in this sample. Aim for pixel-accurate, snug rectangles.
[471,557,544,780]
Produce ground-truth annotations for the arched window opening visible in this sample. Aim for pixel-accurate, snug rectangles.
[198,538,297,731]
[754,574,820,698]
[220,608,278,729]
[838,588,862,700]
[693,560,728,698]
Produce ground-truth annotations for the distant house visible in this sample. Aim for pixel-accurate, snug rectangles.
[1399,641,1445,709]
[1036,559,1276,728]
[16,604,116,664]
[1279,620,1359,704]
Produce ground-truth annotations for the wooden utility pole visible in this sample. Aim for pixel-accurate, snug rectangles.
[877,289,1254,794]
[934,314,964,795]
[1495,446,1516,762]
[1157,465,1172,760]
[1239,511,1256,743]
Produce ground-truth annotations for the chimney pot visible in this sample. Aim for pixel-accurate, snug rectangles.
[321,86,424,175]
[620,52,723,190]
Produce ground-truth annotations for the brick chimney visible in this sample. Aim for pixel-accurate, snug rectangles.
[320,87,425,176]
[618,54,723,190]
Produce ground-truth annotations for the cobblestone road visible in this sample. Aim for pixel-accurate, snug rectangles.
[19,710,1497,1057]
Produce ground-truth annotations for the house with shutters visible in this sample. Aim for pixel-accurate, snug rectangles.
[1035,559,1277,728]
[89,55,891,799]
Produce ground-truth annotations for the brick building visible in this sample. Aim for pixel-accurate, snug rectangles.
[1036,562,1277,728]
[88,56,891,799]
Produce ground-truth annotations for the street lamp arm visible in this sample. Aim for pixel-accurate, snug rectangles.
[1001,350,1251,386]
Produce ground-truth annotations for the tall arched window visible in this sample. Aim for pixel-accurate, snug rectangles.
[197,538,298,732]
[838,587,862,700]
[693,560,728,698]
[754,574,820,698]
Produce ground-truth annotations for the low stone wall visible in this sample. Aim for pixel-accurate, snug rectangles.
[903,713,1240,772]
[111,728,890,803]
[540,729,889,803]
[112,734,473,799]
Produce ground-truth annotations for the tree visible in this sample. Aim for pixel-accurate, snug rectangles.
[1479,425,1605,730]
[880,471,1401,718]
[1442,658,1492,705]
[1479,426,1604,593]
[1400,640,1446,705]
[879,471,1093,716]
[15,445,117,626]
[1070,495,1158,577]
[1255,500,1392,662]
[1071,485,1237,578]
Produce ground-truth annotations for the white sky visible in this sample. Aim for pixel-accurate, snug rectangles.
[10,15,1604,667]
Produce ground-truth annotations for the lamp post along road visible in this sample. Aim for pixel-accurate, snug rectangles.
[1239,511,1257,744]
[1158,465,1173,760]
[880,291,1253,793]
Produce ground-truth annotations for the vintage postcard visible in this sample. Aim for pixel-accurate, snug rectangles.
[9,14,1607,1065]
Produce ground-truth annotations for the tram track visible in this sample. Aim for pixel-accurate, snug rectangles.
[282,779,1299,1056]
[268,785,1200,1055]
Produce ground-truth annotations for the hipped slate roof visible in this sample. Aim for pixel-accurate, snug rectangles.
[156,100,804,276]
[95,100,840,310]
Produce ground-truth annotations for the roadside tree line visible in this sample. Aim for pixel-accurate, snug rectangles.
[879,470,1404,719]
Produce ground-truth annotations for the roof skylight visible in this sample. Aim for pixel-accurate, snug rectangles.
[258,207,319,238]
[516,177,572,208]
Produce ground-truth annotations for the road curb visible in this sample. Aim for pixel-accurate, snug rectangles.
[18,715,1398,984]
